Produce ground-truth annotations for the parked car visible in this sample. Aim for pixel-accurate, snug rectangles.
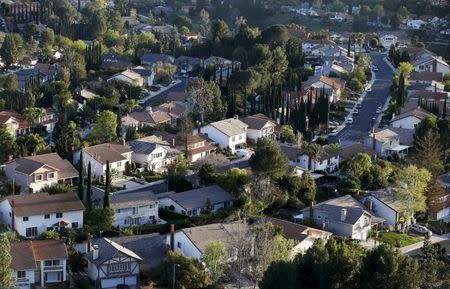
[366,87,372,92]
[346,118,353,125]
[356,103,362,109]
[329,128,339,136]
[372,65,379,72]
[235,149,254,159]
[353,109,359,115]
[376,106,382,114]
[410,224,432,236]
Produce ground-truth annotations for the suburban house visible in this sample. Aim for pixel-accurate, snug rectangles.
[0,109,57,136]
[199,118,248,153]
[0,192,84,238]
[5,153,78,193]
[379,34,398,49]
[267,217,332,255]
[110,191,160,227]
[301,195,384,241]
[407,90,449,116]
[404,47,450,74]
[82,142,133,177]
[107,69,145,87]
[436,173,450,221]
[409,71,444,84]
[10,240,68,289]
[280,144,340,172]
[167,221,251,260]
[123,104,186,128]
[304,76,345,102]
[159,185,234,216]
[338,143,378,164]
[241,113,277,143]
[87,238,142,289]
[390,107,433,129]
[363,129,409,157]
[184,134,215,162]
[130,66,155,86]
[128,135,180,171]
[174,56,202,73]
[362,188,406,230]
[140,53,175,66]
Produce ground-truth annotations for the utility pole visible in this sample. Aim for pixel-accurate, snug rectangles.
[172,263,180,289]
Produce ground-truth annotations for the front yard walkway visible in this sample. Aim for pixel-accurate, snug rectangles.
[400,233,450,253]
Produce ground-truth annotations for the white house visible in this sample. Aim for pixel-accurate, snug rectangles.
[159,185,234,216]
[436,173,450,221]
[167,221,251,261]
[128,135,180,171]
[390,107,433,129]
[304,76,345,103]
[241,113,277,143]
[0,192,84,238]
[405,48,450,74]
[281,144,340,173]
[199,118,248,153]
[110,191,160,227]
[301,195,384,241]
[379,34,398,49]
[5,153,78,193]
[107,69,145,86]
[82,142,133,177]
[364,129,409,157]
[406,19,427,30]
[87,238,142,289]
[10,240,68,289]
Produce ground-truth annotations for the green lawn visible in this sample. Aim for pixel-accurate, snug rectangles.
[378,232,421,248]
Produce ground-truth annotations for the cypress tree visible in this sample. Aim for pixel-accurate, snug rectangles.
[104,161,110,208]
[77,150,84,202]
[116,108,121,139]
[299,98,307,134]
[443,95,447,119]
[347,40,351,57]
[86,162,92,212]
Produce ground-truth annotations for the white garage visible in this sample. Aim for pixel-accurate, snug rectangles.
[101,276,137,288]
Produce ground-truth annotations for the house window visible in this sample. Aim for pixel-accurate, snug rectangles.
[48,172,55,179]
[210,205,215,211]
[239,135,242,140]
[177,242,182,248]
[56,213,63,218]
[181,210,186,215]
[46,227,53,231]
[23,216,29,222]
[72,222,78,228]
[132,207,138,214]
[117,161,122,167]
[35,174,43,181]
[17,271,26,279]
[108,263,130,273]
[116,209,121,213]
[232,136,235,142]
[44,214,50,219]
[44,260,60,266]
[26,227,38,237]
[124,219,128,225]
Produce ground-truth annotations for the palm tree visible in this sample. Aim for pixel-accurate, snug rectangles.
[305,143,322,171]
[22,107,47,127]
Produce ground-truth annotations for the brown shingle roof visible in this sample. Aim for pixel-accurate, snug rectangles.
[83,142,132,165]
[14,153,78,179]
[241,113,276,130]
[10,240,68,270]
[410,71,444,82]
[267,217,332,242]
[339,143,378,161]
[390,107,433,123]
[6,192,85,217]
[0,110,30,129]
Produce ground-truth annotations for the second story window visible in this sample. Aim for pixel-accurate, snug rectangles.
[44,214,50,219]
[48,172,55,179]
[17,271,26,279]
[56,213,63,218]
[23,216,29,222]
[35,174,43,181]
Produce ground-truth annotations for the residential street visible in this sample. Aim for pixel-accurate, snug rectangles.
[142,76,189,106]
[330,52,395,146]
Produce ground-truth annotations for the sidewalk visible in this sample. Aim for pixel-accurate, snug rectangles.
[400,233,450,253]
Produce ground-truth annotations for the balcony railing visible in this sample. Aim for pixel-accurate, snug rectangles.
[43,265,64,271]
[15,278,30,284]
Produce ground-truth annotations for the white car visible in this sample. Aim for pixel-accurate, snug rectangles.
[366,87,372,92]
[410,224,432,236]
[376,107,382,114]
[346,118,353,125]
[329,128,339,136]
[235,149,254,159]
[138,99,146,104]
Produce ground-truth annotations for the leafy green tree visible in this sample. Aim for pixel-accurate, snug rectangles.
[40,28,55,49]
[78,150,84,201]
[259,261,298,289]
[86,207,114,234]
[343,153,372,178]
[187,79,225,124]
[86,161,93,213]
[249,138,288,178]
[270,46,288,86]
[198,163,218,186]
[173,15,192,29]
[261,24,289,47]
[0,33,25,68]
[216,168,249,197]
[158,251,213,289]
[22,107,47,127]
[0,124,17,163]
[211,19,230,42]
[280,125,295,143]
[414,130,444,176]
[202,241,228,283]
[89,110,118,144]
[0,236,15,289]
[37,230,60,240]
[16,133,46,156]
[419,234,450,289]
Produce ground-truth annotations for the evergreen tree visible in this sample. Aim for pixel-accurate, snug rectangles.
[86,162,92,212]
[0,236,16,289]
[77,150,84,202]
[104,160,110,208]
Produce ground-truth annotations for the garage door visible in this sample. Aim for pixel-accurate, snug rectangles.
[101,276,137,288]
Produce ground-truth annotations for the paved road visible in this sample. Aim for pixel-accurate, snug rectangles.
[330,53,394,146]
[142,77,189,107]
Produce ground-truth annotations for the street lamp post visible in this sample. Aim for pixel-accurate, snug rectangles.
[173,263,180,289]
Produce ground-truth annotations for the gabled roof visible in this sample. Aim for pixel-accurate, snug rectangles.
[161,185,233,211]
[0,110,30,128]
[370,129,398,143]
[365,188,403,213]
[207,118,248,137]
[140,53,174,64]
[267,217,332,242]
[83,142,132,165]
[11,153,78,179]
[338,143,378,162]
[316,76,344,89]
[128,135,180,157]
[128,109,174,125]
[110,190,158,210]
[280,144,339,162]
[410,71,444,82]
[390,107,433,123]
[87,237,142,266]
[10,240,67,271]
[5,192,85,217]
[241,113,276,130]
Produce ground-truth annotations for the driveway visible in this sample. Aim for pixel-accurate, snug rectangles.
[142,77,189,107]
[329,52,394,146]
[401,233,450,254]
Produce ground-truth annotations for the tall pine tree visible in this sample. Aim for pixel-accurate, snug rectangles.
[86,161,92,213]
[104,160,111,208]
[77,150,84,202]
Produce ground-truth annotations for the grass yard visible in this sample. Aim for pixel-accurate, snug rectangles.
[378,231,421,248]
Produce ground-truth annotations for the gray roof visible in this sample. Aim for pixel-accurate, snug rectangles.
[162,185,233,211]
[207,118,248,137]
[140,53,174,64]
[365,188,402,212]
[110,190,158,210]
[128,135,170,154]
[86,238,142,266]
[109,233,166,269]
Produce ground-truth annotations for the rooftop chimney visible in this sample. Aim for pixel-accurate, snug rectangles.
[372,129,376,151]
[146,106,152,112]
[309,201,315,220]
[170,224,175,251]
[92,245,99,260]
[172,138,176,147]
[121,138,126,146]
[340,208,347,222]
[367,199,373,211]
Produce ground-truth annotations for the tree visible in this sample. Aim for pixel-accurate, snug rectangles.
[85,207,114,234]
[0,236,15,289]
[89,110,118,144]
[40,27,55,48]
[414,130,444,176]
[0,124,16,163]
[343,153,372,178]
[357,244,424,289]
[104,160,110,208]
[78,151,84,201]
[37,230,60,240]
[211,19,230,42]
[280,125,295,143]
[261,24,289,47]
[419,234,450,289]
[202,241,228,283]
[22,107,47,127]
[304,143,322,171]
[198,163,218,186]
[199,9,210,37]
[187,79,225,124]
[16,133,46,156]
[158,251,213,289]
[249,138,288,178]
[0,33,25,68]
[259,261,298,289]
[86,161,93,212]
[394,165,431,222]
